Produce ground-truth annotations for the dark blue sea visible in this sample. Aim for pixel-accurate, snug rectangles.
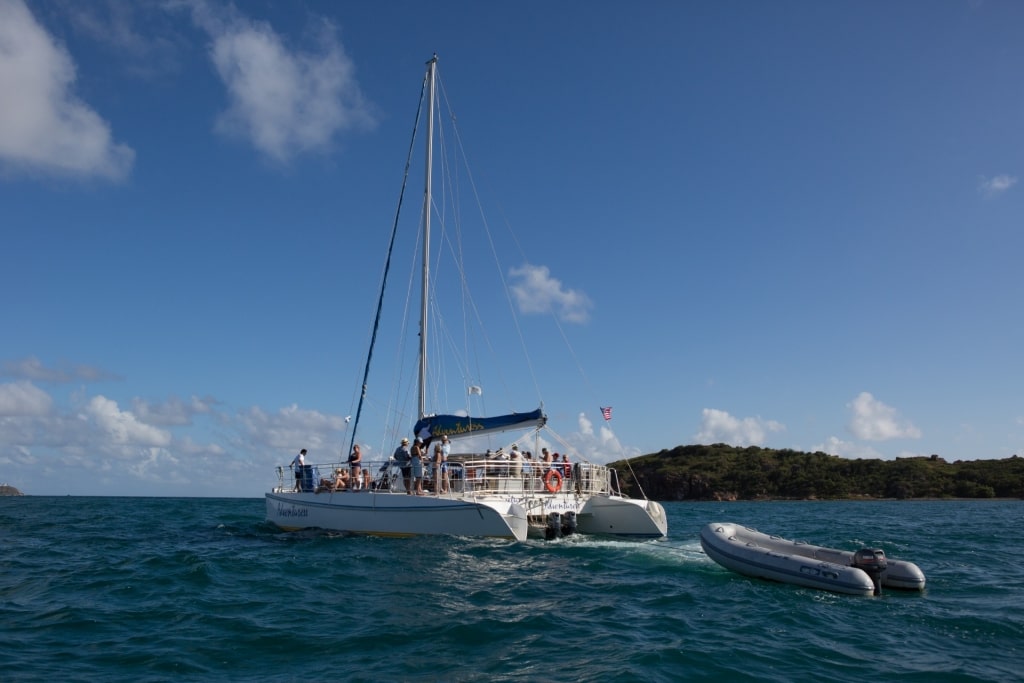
[1,498,1021,682]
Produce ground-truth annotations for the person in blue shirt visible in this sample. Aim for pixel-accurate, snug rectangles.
[393,437,412,493]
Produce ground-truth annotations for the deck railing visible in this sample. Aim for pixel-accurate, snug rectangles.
[274,456,620,497]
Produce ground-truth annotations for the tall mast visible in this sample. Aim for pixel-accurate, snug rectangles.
[418,55,437,420]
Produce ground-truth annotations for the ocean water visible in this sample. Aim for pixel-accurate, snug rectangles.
[1,498,1021,682]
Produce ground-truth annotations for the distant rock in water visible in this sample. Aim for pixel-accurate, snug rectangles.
[0,483,24,496]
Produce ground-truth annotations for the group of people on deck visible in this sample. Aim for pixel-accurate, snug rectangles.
[489,445,571,478]
[293,434,572,495]
[291,444,370,493]
[390,434,451,495]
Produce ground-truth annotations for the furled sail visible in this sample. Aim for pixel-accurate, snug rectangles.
[414,408,546,442]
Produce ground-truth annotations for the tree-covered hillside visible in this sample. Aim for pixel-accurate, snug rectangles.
[610,444,1024,501]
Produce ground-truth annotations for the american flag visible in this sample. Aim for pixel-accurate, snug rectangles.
[600,406,612,421]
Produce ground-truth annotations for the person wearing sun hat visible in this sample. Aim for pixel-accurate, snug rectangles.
[510,443,522,478]
[495,446,509,479]
[393,437,412,493]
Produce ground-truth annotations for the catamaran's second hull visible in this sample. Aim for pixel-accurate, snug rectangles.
[575,496,668,539]
[266,491,528,540]
[462,489,668,540]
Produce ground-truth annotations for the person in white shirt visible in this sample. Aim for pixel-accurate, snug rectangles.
[291,448,307,492]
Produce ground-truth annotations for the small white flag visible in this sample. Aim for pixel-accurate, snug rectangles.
[468,385,483,396]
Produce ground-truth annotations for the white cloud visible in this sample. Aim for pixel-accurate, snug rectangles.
[2,356,116,383]
[238,403,350,457]
[695,408,785,447]
[181,1,375,163]
[132,394,218,426]
[175,435,226,457]
[509,264,593,323]
[978,174,1017,198]
[570,411,638,464]
[0,382,238,493]
[846,391,921,441]
[64,3,181,79]
[0,381,53,416]
[579,412,595,438]
[84,395,171,447]
[67,3,161,56]
[0,0,135,179]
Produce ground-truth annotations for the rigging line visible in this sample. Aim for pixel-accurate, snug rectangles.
[620,458,650,501]
[436,71,626,473]
[430,210,518,415]
[376,214,421,456]
[398,93,483,431]
[547,300,599,407]
[424,89,458,417]
[437,77,544,407]
[425,76,513,413]
[430,85,479,417]
[437,78,613,459]
[440,102,489,418]
[427,194,502,415]
[442,73,598,412]
[484,195,604,415]
[432,73,481,413]
[347,66,429,458]
[542,425,593,466]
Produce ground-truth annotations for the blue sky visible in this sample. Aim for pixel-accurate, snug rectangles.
[2,0,1022,497]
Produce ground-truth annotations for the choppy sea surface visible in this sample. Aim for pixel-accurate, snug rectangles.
[1,497,1021,682]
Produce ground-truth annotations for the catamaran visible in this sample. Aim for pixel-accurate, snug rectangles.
[265,56,667,541]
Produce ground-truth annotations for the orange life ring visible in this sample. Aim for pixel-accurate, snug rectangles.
[544,469,563,493]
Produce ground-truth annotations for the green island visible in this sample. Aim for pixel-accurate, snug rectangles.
[612,445,1024,501]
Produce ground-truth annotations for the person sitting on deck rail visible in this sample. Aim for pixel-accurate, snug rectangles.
[317,468,348,493]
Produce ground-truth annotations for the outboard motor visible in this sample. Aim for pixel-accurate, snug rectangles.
[853,548,888,596]
[561,510,577,537]
[545,512,563,540]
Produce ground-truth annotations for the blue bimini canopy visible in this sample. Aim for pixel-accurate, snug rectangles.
[414,407,546,442]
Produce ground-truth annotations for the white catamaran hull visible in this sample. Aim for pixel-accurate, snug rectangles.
[266,487,667,542]
[700,522,926,595]
[576,496,668,539]
[266,492,528,541]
